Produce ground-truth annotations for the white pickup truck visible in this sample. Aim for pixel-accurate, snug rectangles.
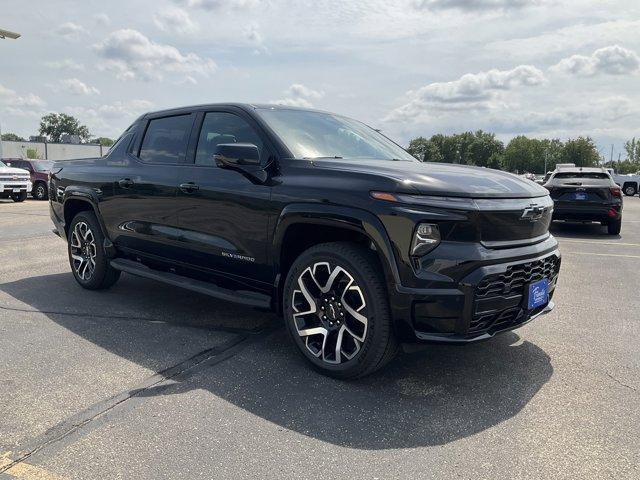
[606,168,640,196]
[0,159,32,202]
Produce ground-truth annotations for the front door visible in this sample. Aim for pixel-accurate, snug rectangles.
[175,110,273,290]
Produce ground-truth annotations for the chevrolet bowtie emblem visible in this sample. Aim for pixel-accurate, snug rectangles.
[521,205,545,221]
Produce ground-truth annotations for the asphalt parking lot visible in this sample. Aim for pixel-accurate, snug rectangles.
[1,198,638,479]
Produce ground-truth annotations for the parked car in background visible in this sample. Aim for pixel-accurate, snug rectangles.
[0,159,31,202]
[49,103,561,378]
[544,166,622,235]
[605,168,640,197]
[3,158,53,200]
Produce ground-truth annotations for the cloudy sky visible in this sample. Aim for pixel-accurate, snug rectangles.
[1,0,639,158]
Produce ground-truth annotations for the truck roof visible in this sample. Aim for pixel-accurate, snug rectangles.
[140,103,327,119]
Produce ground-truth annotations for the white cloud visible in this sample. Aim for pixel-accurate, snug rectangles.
[387,65,545,121]
[244,24,268,54]
[65,100,154,137]
[60,78,100,96]
[270,84,325,108]
[93,13,111,27]
[44,59,85,71]
[175,0,260,10]
[55,22,87,40]
[154,7,199,35]
[551,45,640,77]
[0,83,45,108]
[93,29,216,81]
[414,0,544,11]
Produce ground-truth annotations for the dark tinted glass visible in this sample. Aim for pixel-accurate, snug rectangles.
[140,115,192,164]
[554,172,608,179]
[195,112,263,166]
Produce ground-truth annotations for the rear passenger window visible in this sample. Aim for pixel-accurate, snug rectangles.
[139,115,193,164]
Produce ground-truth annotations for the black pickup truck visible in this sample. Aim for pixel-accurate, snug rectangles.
[49,104,561,378]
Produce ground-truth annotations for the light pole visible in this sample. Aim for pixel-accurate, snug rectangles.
[0,28,21,160]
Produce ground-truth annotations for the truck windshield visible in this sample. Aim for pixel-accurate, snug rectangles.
[0,161,6,168]
[257,108,416,162]
[33,161,54,172]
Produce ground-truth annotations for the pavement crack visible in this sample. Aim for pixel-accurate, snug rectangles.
[0,330,270,474]
[0,303,268,335]
[601,370,637,393]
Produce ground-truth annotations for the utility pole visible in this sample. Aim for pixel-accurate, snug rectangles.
[610,144,614,163]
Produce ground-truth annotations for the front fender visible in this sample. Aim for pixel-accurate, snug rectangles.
[272,203,401,285]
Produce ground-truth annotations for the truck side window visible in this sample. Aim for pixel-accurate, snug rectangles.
[139,115,192,164]
[195,112,264,167]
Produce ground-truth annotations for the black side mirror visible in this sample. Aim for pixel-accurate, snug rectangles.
[214,143,261,167]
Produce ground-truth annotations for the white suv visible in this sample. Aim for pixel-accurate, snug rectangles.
[0,159,32,202]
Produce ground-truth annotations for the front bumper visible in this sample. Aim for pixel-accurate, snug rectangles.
[390,244,561,344]
[0,181,32,195]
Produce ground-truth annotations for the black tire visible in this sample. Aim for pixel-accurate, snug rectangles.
[32,182,48,200]
[622,184,637,197]
[68,211,121,290]
[283,242,398,379]
[10,191,27,202]
[607,218,622,235]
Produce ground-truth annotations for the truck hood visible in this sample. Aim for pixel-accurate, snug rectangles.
[0,166,30,175]
[313,159,549,198]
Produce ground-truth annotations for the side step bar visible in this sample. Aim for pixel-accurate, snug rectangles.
[110,258,271,309]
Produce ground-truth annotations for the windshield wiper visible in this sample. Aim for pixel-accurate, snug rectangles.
[304,156,344,160]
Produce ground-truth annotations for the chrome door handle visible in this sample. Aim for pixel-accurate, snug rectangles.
[179,182,199,193]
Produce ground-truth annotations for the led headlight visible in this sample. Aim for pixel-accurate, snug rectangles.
[411,223,440,256]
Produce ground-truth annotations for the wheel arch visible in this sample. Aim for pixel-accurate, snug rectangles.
[62,188,115,257]
[272,203,400,314]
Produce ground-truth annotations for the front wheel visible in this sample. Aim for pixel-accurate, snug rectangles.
[11,192,27,202]
[607,218,622,235]
[32,182,48,200]
[68,211,121,290]
[283,242,398,379]
[623,184,637,196]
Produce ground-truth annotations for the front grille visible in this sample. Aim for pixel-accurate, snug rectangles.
[469,255,561,334]
[0,176,30,182]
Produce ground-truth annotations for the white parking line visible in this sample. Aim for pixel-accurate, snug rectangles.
[558,239,640,248]
[562,251,640,259]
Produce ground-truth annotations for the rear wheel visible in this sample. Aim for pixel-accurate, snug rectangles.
[607,218,622,235]
[10,192,27,202]
[32,182,48,200]
[283,242,398,379]
[68,211,121,289]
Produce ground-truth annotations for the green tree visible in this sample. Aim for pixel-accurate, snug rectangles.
[561,136,600,167]
[409,131,504,167]
[90,137,115,147]
[26,148,40,159]
[465,130,504,168]
[624,138,639,162]
[503,136,545,173]
[407,137,430,161]
[38,113,90,143]
[1,132,25,141]
[540,138,563,173]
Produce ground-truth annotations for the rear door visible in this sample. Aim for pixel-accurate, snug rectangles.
[175,109,274,289]
[101,113,196,262]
